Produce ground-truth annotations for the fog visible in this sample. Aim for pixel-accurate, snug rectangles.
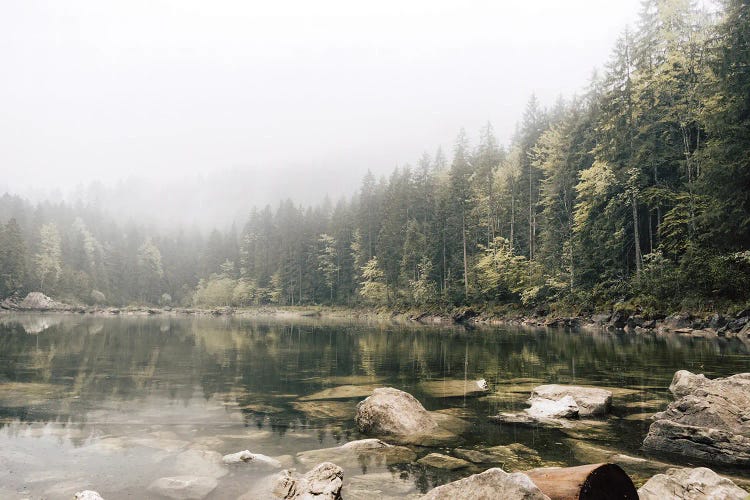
[2,0,641,226]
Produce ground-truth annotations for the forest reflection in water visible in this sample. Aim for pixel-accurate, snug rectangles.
[0,314,749,499]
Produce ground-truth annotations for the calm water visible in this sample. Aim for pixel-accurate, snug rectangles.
[1,313,749,499]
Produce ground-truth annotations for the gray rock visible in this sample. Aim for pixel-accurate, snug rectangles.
[591,313,612,325]
[147,476,218,500]
[643,370,750,466]
[75,492,104,500]
[420,468,550,500]
[17,292,67,310]
[273,462,343,500]
[416,453,471,470]
[663,314,693,330]
[638,467,748,500]
[526,394,579,419]
[453,443,542,470]
[531,384,612,416]
[222,449,282,468]
[355,387,460,445]
[417,379,489,398]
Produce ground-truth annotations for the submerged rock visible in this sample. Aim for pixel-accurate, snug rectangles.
[297,438,416,467]
[222,450,282,468]
[531,384,612,416]
[355,387,462,445]
[174,449,227,478]
[75,492,104,500]
[453,443,543,470]
[299,385,381,401]
[291,400,357,420]
[416,453,471,470]
[421,467,550,500]
[273,462,344,500]
[638,467,748,500]
[147,475,218,500]
[643,370,750,466]
[345,472,418,500]
[417,379,489,398]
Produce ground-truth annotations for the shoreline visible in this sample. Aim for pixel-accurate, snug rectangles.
[2,300,749,339]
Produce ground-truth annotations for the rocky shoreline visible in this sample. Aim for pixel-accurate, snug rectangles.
[75,374,750,499]
[2,292,750,342]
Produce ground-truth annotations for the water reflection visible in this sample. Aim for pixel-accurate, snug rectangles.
[0,314,749,498]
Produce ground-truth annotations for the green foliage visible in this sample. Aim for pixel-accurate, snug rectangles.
[35,223,62,294]
[359,257,387,305]
[474,238,528,301]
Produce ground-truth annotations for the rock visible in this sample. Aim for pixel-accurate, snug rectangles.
[610,310,629,328]
[420,468,550,500]
[591,313,612,325]
[17,292,67,311]
[638,467,748,500]
[527,394,579,419]
[222,450,282,468]
[726,316,750,333]
[355,387,458,445]
[453,443,542,470]
[708,313,726,329]
[273,462,343,500]
[452,307,478,323]
[641,319,657,329]
[75,492,104,500]
[147,476,218,500]
[643,370,750,466]
[345,472,417,499]
[417,379,489,398]
[530,385,612,416]
[297,438,416,467]
[663,313,693,330]
[416,453,471,470]
[291,400,357,420]
[174,449,227,478]
[298,385,380,401]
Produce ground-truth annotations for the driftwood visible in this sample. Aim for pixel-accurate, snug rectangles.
[525,463,638,500]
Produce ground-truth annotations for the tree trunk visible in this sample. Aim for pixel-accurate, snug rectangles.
[632,194,642,274]
[462,212,469,299]
[525,463,638,500]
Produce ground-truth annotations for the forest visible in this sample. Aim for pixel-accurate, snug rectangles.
[1,0,749,314]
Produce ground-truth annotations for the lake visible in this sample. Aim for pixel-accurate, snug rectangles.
[1,313,749,499]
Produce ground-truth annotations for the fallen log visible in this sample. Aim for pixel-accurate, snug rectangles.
[525,463,637,500]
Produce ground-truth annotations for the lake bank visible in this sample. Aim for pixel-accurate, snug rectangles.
[3,292,749,341]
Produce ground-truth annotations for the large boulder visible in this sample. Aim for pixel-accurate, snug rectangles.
[355,387,436,435]
[531,385,612,417]
[355,387,463,445]
[638,467,748,500]
[643,370,750,466]
[273,462,343,500]
[420,468,550,500]
[17,292,67,311]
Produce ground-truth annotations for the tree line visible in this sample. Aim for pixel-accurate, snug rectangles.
[2,0,749,313]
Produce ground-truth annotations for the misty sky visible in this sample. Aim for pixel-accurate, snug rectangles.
[1,0,642,208]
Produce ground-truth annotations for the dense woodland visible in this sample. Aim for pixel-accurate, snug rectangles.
[1,0,749,313]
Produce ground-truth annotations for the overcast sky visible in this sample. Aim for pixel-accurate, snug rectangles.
[1,0,642,206]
